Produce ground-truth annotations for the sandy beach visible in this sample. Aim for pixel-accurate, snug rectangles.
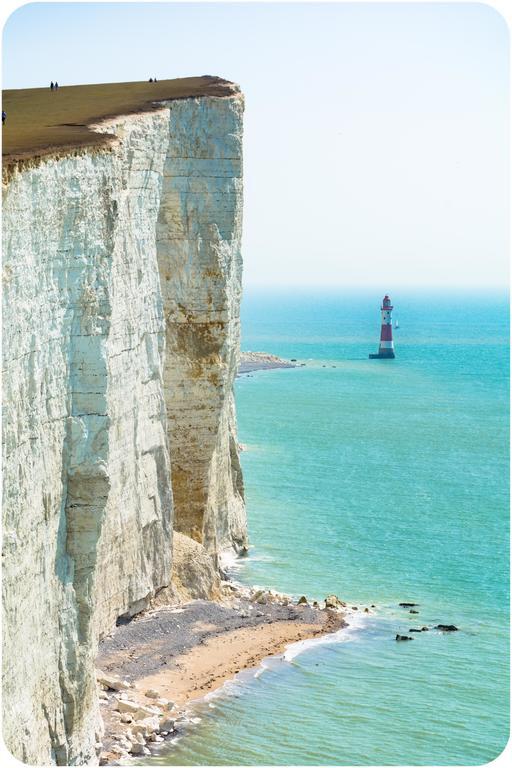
[96,590,347,763]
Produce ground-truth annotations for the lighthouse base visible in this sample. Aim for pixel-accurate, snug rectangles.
[369,351,395,359]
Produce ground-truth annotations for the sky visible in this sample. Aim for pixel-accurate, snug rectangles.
[2,1,510,289]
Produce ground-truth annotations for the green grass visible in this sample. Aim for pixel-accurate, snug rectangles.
[2,76,238,169]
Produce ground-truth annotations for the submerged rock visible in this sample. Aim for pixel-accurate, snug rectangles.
[409,609,419,614]
[436,624,458,632]
[399,602,418,608]
[396,634,414,641]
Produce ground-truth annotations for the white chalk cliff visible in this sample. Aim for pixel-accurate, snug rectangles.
[2,87,246,764]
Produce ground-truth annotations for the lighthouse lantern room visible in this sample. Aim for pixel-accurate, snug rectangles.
[369,294,395,359]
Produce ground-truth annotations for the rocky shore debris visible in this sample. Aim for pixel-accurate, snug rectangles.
[250,588,291,605]
[99,688,179,764]
[238,351,297,375]
[97,590,349,764]
[324,594,347,610]
[96,670,132,691]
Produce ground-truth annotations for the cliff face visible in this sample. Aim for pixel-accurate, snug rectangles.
[2,91,246,765]
[157,97,246,558]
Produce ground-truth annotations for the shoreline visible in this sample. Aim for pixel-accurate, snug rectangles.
[96,587,350,764]
[238,351,298,374]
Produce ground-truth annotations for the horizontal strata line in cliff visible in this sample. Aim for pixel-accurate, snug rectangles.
[2,75,241,171]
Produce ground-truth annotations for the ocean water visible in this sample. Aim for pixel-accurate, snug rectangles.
[151,289,509,766]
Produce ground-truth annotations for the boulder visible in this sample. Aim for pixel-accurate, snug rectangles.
[297,596,308,605]
[160,718,176,732]
[396,634,413,641]
[145,689,160,699]
[117,739,133,752]
[155,698,174,709]
[136,705,161,718]
[436,624,458,632]
[115,699,160,719]
[130,716,160,737]
[128,731,146,746]
[324,595,346,610]
[120,713,133,724]
[130,743,151,756]
[96,670,131,691]
[110,745,130,758]
[115,699,140,714]
[256,592,271,605]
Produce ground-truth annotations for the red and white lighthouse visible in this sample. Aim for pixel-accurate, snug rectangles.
[369,295,395,359]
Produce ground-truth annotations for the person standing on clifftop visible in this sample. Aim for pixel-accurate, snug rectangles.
[50,81,54,90]
[55,82,59,89]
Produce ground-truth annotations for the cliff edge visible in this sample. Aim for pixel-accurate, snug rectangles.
[2,77,246,764]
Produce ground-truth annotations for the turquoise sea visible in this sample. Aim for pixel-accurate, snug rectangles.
[154,289,509,765]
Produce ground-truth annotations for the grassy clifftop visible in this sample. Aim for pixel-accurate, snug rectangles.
[2,76,239,170]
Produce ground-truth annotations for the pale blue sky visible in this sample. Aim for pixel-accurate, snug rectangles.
[2,2,509,288]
